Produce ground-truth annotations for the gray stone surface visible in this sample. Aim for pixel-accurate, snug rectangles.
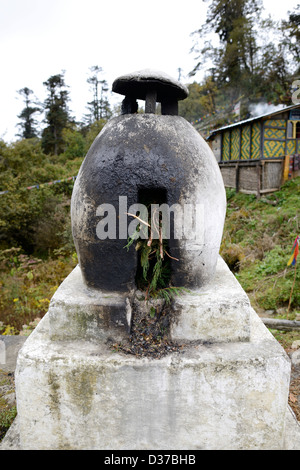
[291,349,300,366]
[284,407,300,450]
[0,336,26,373]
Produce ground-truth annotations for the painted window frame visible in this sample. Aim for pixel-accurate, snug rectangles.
[287,120,300,139]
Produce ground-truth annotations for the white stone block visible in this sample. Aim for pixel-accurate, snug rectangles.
[171,257,251,342]
[48,265,131,342]
[49,257,251,345]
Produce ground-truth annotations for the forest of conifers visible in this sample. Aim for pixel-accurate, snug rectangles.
[5,1,300,148]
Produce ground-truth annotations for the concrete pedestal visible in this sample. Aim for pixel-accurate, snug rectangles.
[14,258,292,450]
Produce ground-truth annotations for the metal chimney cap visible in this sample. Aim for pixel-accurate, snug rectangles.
[112,69,189,102]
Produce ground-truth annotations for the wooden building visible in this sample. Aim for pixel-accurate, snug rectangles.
[207,104,300,197]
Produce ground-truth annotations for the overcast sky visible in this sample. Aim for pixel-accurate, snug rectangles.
[0,0,298,142]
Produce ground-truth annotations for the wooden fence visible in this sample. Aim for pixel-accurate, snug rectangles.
[218,154,299,198]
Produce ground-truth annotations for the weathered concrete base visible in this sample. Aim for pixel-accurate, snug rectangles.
[11,257,295,450]
[14,307,293,448]
[2,404,300,450]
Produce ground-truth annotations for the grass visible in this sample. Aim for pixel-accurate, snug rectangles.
[0,405,17,442]
[221,177,300,315]
[0,371,17,442]
[270,329,300,351]
[0,248,78,333]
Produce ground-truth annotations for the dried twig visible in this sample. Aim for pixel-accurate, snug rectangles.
[126,212,150,227]
[159,227,164,259]
[164,250,179,261]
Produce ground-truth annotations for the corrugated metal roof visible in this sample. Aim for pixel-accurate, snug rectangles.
[207,103,300,140]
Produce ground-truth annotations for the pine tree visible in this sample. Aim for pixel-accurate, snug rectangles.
[85,66,111,124]
[281,4,300,76]
[42,73,73,155]
[190,0,261,101]
[17,87,41,139]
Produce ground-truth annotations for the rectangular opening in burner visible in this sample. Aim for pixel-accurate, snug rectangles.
[135,187,172,292]
[137,187,167,206]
